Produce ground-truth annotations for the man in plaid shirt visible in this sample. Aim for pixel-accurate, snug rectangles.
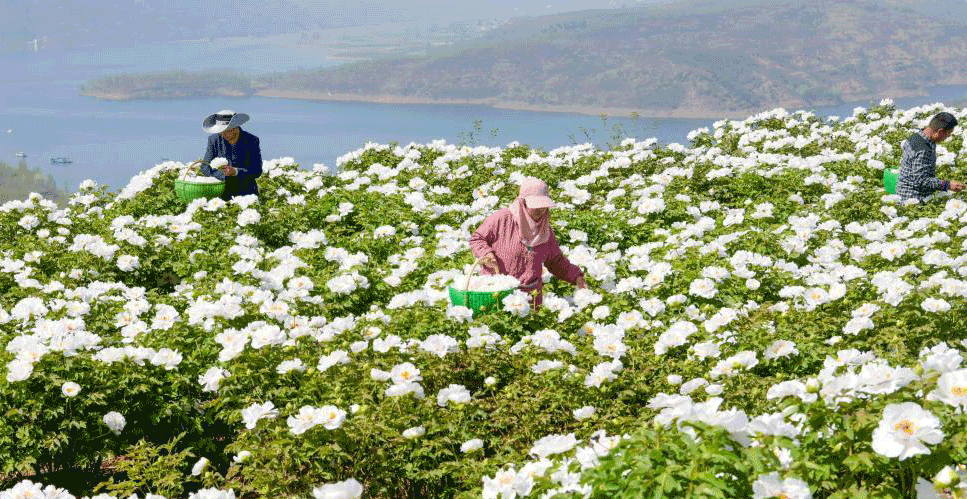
[896,111,963,201]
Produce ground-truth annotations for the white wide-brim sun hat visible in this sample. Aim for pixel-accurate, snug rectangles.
[202,110,250,134]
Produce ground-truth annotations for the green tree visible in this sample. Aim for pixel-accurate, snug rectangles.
[0,160,69,206]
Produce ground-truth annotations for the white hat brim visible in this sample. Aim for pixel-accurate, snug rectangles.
[203,112,249,134]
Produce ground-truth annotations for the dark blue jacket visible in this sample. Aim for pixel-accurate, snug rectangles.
[201,128,262,200]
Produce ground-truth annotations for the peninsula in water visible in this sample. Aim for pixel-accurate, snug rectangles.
[81,0,967,119]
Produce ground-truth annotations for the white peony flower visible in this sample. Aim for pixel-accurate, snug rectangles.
[461,438,484,453]
[935,465,960,487]
[689,278,717,299]
[277,359,306,375]
[241,401,278,430]
[764,340,798,360]
[420,334,459,358]
[191,457,210,476]
[502,290,531,317]
[402,426,425,439]
[751,472,812,499]
[287,406,325,435]
[843,316,874,335]
[436,384,472,407]
[922,297,952,313]
[312,478,363,499]
[871,402,943,460]
[61,381,81,397]
[187,487,237,499]
[530,433,579,458]
[389,362,422,384]
[927,369,967,412]
[572,406,596,420]
[237,208,261,226]
[320,405,348,430]
[446,305,474,322]
[116,254,139,272]
[199,366,230,393]
[456,273,521,292]
[317,350,350,372]
[103,411,126,435]
[385,381,425,399]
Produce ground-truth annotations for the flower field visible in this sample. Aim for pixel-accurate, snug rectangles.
[5,100,967,499]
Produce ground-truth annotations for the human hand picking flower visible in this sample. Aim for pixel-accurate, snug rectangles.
[479,253,499,273]
[575,274,588,289]
[219,163,238,177]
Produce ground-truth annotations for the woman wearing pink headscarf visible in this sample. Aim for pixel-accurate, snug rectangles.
[470,176,587,307]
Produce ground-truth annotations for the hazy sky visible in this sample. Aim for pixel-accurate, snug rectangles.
[1,0,681,48]
[286,0,674,20]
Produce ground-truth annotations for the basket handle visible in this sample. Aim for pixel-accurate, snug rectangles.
[183,159,210,180]
[463,257,483,305]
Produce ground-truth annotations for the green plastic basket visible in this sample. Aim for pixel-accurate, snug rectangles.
[448,258,517,317]
[174,161,225,202]
[883,167,899,194]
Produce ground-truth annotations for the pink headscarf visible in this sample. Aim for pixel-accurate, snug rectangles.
[509,177,555,248]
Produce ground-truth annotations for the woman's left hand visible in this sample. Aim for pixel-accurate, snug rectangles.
[575,275,588,289]
[219,164,237,177]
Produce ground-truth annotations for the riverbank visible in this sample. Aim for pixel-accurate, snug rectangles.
[80,87,250,100]
[82,85,961,120]
[255,89,763,120]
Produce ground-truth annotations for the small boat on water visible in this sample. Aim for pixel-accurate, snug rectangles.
[15,152,26,158]
[50,157,72,164]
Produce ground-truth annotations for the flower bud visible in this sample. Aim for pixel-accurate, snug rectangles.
[936,466,960,487]
[805,378,820,393]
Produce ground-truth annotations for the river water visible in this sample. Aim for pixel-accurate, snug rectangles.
[1,37,966,193]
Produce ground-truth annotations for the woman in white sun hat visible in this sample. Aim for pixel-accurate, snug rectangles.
[470,176,587,308]
[200,109,263,201]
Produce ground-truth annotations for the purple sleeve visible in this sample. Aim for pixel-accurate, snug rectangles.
[543,230,583,284]
[470,211,501,259]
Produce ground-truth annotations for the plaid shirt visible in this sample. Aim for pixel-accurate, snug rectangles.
[896,129,949,200]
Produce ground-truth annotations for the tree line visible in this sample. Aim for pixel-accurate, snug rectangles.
[0,160,69,207]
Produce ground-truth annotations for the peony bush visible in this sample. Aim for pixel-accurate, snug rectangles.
[3,100,967,498]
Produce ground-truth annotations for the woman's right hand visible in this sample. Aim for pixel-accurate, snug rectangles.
[479,253,499,272]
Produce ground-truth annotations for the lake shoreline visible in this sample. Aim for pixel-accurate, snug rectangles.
[80,84,964,120]
[254,89,758,119]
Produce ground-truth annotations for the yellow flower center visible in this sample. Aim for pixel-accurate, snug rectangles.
[894,420,916,436]
[952,386,967,397]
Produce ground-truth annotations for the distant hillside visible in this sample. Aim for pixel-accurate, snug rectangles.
[254,0,967,115]
[80,0,967,117]
[0,0,630,54]
[81,71,255,100]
